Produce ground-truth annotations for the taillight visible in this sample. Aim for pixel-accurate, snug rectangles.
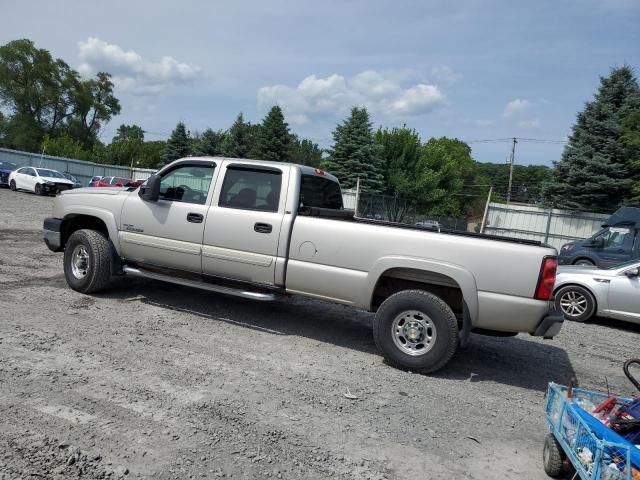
[535,257,558,300]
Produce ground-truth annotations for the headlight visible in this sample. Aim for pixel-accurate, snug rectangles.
[44,181,55,185]
[561,244,574,253]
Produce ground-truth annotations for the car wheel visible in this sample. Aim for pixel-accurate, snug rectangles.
[543,433,564,478]
[574,258,595,266]
[34,183,43,195]
[373,290,458,373]
[63,229,112,293]
[555,285,596,322]
[9,180,16,191]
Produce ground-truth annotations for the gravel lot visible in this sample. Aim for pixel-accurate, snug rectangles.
[1,187,638,480]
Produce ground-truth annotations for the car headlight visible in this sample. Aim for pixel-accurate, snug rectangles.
[561,244,574,253]
[43,181,55,185]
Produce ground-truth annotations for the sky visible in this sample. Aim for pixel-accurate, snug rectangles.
[2,0,639,166]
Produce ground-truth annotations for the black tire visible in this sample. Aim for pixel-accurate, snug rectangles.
[554,285,596,322]
[543,433,564,478]
[63,229,112,293]
[373,290,458,373]
[9,180,16,191]
[35,183,43,195]
[573,258,595,266]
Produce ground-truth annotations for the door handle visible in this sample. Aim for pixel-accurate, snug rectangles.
[254,222,272,234]
[187,213,204,223]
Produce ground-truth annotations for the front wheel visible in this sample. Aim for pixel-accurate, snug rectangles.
[555,285,596,322]
[63,229,112,293]
[35,183,43,195]
[373,290,458,373]
[9,180,16,191]
[573,259,595,267]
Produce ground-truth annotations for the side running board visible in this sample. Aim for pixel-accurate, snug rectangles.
[122,266,276,301]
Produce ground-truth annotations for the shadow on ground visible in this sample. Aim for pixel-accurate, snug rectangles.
[98,277,576,391]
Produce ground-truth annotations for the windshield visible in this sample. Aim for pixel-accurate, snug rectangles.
[36,169,65,179]
[0,161,18,170]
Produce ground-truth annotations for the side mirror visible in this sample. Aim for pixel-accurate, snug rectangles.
[624,267,639,278]
[138,174,160,201]
[592,237,605,248]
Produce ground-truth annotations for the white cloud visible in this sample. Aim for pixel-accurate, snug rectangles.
[429,66,463,84]
[517,118,541,129]
[77,37,201,95]
[502,98,531,117]
[257,70,446,124]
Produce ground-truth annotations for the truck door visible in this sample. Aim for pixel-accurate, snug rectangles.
[201,163,289,286]
[119,161,218,272]
[607,262,640,323]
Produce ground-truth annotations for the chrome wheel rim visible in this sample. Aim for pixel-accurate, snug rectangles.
[559,290,587,317]
[71,244,90,279]
[391,310,437,356]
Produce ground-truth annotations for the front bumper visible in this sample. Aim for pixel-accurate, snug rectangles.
[532,306,564,338]
[42,183,73,194]
[43,218,63,252]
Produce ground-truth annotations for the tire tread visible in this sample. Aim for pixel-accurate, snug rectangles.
[64,229,112,293]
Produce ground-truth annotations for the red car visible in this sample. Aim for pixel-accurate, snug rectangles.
[90,176,141,188]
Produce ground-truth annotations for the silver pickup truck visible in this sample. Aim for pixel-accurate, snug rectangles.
[43,157,563,373]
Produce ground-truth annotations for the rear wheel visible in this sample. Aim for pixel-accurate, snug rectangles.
[9,180,16,191]
[573,258,595,266]
[373,290,458,373]
[63,229,112,293]
[543,433,564,478]
[555,285,596,322]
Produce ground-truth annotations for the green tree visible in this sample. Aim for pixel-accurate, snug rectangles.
[137,141,166,168]
[221,113,259,158]
[323,107,384,193]
[164,122,191,164]
[544,66,640,210]
[414,137,477,216]
[622,112,640,201]
[375,126,422,196]
[474,162,552,203]
[100,124,145,166]
[192,128,226,157]
[289,135,323,167]
[254,105,291,162]
[0,39,120,151]
[42,134,91,160]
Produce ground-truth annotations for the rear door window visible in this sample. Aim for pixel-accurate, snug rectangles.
[219,167,282,212]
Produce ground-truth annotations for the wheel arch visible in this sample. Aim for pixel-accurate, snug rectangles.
[361,257,479,332]
[60,210,120,254]
[572,256,597,266]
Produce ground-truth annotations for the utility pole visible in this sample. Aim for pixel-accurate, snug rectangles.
[506,137,517,205]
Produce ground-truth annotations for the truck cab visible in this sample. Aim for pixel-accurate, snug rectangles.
[558,207,640,268]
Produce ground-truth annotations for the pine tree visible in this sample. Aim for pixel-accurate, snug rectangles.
[253,106,291,162]
[289,135,323,167]
[164,122,191,164]
[323,107,384,193]
[193,128,225,157]
[544,66,640,211]
[221,113,256,158]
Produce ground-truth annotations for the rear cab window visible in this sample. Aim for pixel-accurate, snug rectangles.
[299,172,343,210]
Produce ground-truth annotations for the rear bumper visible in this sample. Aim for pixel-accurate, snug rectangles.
[532,307,564,338]
[43,218,63,252]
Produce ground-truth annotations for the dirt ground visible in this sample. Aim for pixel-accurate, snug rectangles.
[0,187,638,480]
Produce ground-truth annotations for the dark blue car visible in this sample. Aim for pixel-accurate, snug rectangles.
[0,161,18,187]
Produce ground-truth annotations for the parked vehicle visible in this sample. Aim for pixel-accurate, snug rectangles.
[88,176,103,187]
[92,176,141,188]
[558,207,640,268]
[554,260,640,324]
[62,173,82,189]
[415,220,442,230]
[9,167,74,195]
[42,157,563,373]
[0,161,18,187]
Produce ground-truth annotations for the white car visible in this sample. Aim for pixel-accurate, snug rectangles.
[9,167,75,195]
